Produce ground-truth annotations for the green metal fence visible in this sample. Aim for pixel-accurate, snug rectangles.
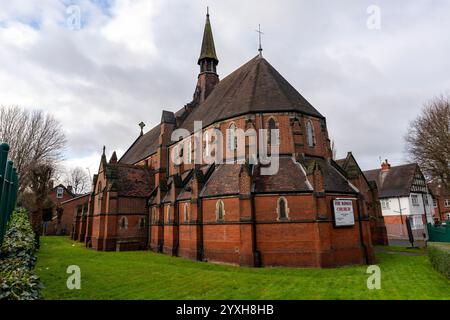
[0,143,19,247]
[427,223,450,243]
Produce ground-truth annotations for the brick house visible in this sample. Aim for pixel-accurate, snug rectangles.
[428,181,450,222]
[44,183,76,235]
[72,11,381,267]
[364,160,434,244]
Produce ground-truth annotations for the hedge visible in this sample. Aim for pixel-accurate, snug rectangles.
[0,209,43,300]
[427,242,450,279]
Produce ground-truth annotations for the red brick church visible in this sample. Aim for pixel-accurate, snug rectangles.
[71,12,387,267]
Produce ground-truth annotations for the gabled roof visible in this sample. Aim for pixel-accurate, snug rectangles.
[364,164,418,198]
[104,163,154,197]
[51,184,75,197]
[179,55,324,132]
[336,152,372,186]
[303,157,357,194]
[119,124,161,164]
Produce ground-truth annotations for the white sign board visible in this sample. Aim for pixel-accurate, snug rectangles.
[333,199,355,227]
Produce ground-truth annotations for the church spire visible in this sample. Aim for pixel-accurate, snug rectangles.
[198,7,219,72]
[192,8,220,105]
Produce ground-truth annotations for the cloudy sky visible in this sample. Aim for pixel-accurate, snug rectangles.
[1,0,449,176]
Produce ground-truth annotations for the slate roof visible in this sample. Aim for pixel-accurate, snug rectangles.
[304,157,357,194]
[119,124,161,165]
[119,55,324,165]
[179,55,323,132]
[253,157,311,193]
[363,164,418,198]
[105,164,154,197]
[201,164,242,197]
[199,157,355,197]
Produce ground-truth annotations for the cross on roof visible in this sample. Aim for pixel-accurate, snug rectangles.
[256,24,264,56]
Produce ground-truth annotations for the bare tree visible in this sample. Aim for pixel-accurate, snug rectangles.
[405,95,450,187]
[0,106,66,191]
[64,167,91,194]
[1,106,66,246]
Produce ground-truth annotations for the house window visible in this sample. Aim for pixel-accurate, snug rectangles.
[228,123,238,151]
[204,131,210,156]
[380,199,390,210]
[56,187,64,199]
[409,215,423,230]
[445,199,450,208]
[277,197,289,220]
[306,120,315,147]
[411,195,420,206]
[119,216,128,230]
[216,200,225,222]
[267,118,279,146]
[166,206,171,223]
[184,203,189,222]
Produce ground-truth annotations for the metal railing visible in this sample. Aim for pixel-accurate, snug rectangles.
[0,143,19,247]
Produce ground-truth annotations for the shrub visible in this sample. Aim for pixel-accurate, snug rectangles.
[0,209,43,300]
[427,242,450,279]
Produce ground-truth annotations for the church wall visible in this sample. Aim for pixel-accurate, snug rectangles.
[149,205,164,252]
[319,195,374,267]
[162,203,179,255]
[178,201,201,260]
[254,194,320,267]
[166,112,331,178]
[202,197,242,265]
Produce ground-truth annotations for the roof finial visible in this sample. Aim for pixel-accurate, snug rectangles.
[207,6,209,17]
[102,145,106,156]
[256,24,264,56]
[139,122,146,136]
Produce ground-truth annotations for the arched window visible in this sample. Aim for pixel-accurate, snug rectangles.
[228,123,238,151]
[277,197,289,220]
[166,206,170,223]
[306,120,315,147]
[268,118,279,146]
[119,216,128,229]
[216,200,225,222]
[184,203,189,222]
[151,207,157,222]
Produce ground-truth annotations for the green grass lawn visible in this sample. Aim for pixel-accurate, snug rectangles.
[35,237,450,300]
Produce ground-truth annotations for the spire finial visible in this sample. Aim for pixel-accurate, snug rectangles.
[256,24,264,56]
[102,145,106,155]
[207,6,209,17]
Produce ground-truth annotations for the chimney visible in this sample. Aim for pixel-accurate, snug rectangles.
[381,159,391,172]
[67,185,73,194]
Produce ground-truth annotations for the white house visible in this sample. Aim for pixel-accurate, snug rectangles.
[364,160,434,244]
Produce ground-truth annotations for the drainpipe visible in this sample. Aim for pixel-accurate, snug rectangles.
[250,192,260,267]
